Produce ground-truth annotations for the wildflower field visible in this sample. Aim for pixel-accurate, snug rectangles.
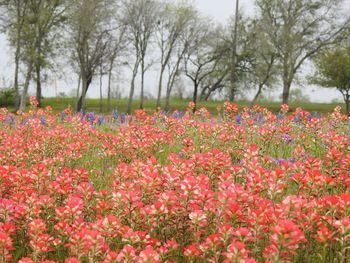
[0,99,349,263]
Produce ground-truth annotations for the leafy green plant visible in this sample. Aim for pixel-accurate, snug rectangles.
[0,87,16,107]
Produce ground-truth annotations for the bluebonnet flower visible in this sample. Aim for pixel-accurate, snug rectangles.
[97,116,104,126]
[172,111,180,119]
[60,111,66,122]
[120,113,125,124]
[276,159,286,165]
[21,118,29,125]
[314,112,319,118]
[277,112,284,120]
[40,116,47,126]
[179,111,184,118]
[307,112,312,121]
[281,133,293,144]
[294,114,300,123]
[113,109,119,121]
[4,115,14,126]
[235,114,241,124]
[288,157,296,163]
[90,112,96,122]
[85,112,97,123]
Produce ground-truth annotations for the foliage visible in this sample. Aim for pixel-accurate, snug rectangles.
[256,0,350,104]
[312,45,350,115]
[0,88,16,107]
[0,100,349,262]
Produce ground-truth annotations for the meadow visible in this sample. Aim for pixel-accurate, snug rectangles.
[35,97,346,115]
[0,98,349,262]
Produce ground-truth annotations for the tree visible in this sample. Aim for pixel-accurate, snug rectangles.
[229,0,240,101]
[311,46,350,116]
[203,15,255,102]
[106,24,127,111]
[121,0,159,114]
[67,0,115,112]
[27,0,66,107]
[1,0,66,111]
[0,0,29,110]
[155,1,196,109]
[256,0,350,104]
[184,21,224,112]
[246,18,278,103]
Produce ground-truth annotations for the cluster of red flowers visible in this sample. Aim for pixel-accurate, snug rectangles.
[0,103,349,262]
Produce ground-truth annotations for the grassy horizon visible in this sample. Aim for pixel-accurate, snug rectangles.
[38,97,345,115]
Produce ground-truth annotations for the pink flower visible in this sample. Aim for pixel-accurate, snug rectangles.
[138,247,161,263]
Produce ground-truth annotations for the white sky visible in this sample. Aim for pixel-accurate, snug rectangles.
[196,0,256,21]
[0,0,346,103]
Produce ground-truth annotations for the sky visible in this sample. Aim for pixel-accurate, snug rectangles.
[0,0,346,103]
[196,0,255,20]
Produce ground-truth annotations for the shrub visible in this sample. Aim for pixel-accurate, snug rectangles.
[0,88,16,107]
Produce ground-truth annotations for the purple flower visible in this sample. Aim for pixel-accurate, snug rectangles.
[288,157,296,163]
[281,133,293,144]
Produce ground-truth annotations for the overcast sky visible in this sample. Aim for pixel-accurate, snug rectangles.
[196,0,255,21]
[0,0,346,102]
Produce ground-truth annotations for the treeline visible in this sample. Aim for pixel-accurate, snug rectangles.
[0,0,349,113]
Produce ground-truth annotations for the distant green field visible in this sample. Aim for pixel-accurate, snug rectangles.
[33,97,345,115]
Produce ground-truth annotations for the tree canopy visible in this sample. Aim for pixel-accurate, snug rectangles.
[312,45,350,115]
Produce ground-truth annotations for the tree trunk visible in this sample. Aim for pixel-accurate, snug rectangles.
[252,84,264,104]
[107,61,113,112]
[14,3,23,111]
[343,90,350,116]
[204,90,212,101]
[127,60,139,114]
[192,83,198,113]
[76,74,92,113]
[229,0,240,102]
[165,89,171,112]
[164,55,183,112]
[14,43,21,110]
[282,56,292,104]
[99,67,103,113]
[282,78,292,104]
[156,67,165,108]
[35,63,42,107]
[140,60,145,109]
[164,72,175,112]
[19,63,33,112]
[229,79,236,102]
[76,73,81,98]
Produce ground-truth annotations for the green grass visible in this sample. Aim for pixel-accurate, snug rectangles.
[16,97,347,115]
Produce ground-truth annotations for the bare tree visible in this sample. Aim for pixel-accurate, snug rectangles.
[183,22,224,112]
[229,0,240,101]
[256,0,350,104]
[247,19,278,103]
[121,0,159,113]
[106,24,127,111]
[0,0,29,110]
[155,1,196,109]
[67,0,115,112]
